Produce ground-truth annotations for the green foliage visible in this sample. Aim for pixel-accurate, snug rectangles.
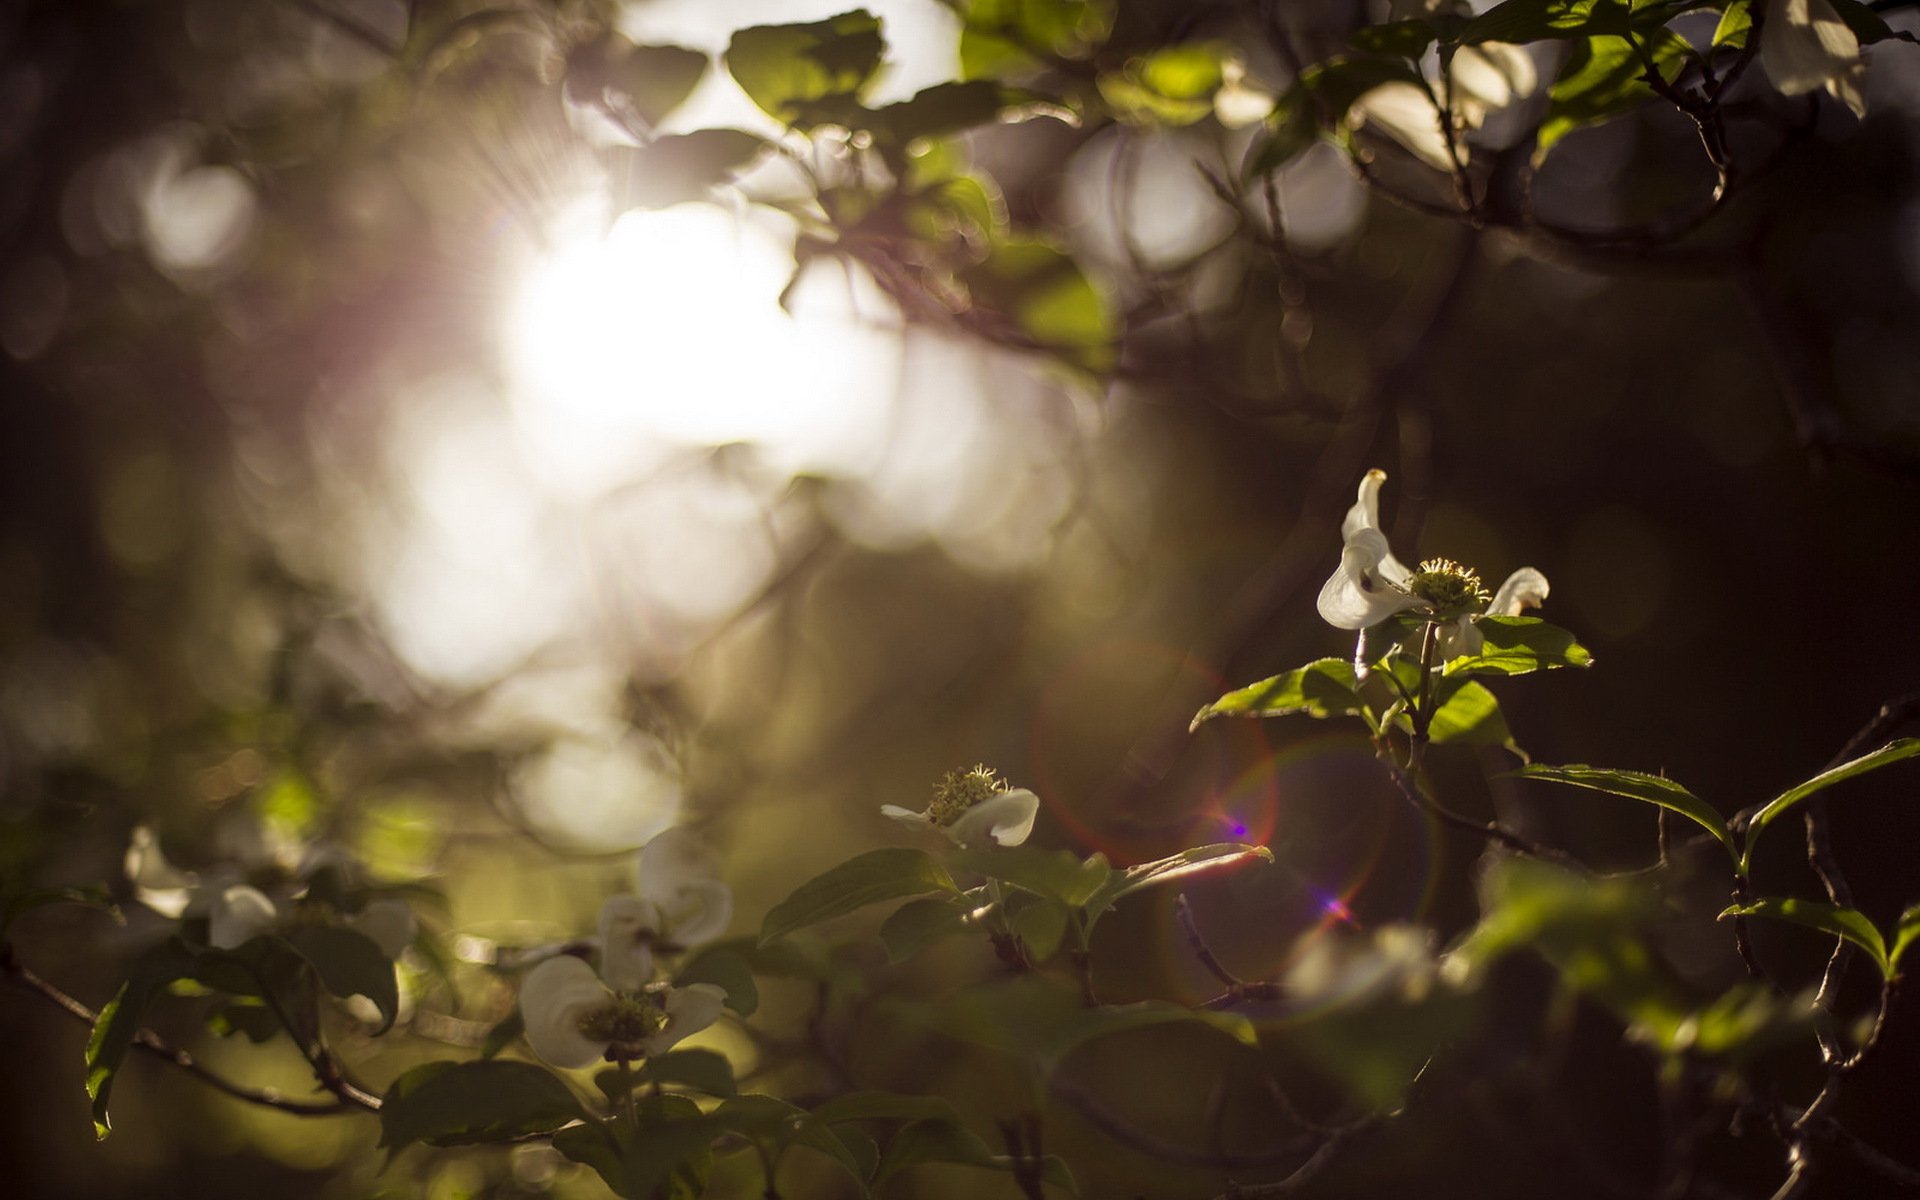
[85,940,199,1138]
[879,896,972,962]
[0,885,117,940]
[1081,843,1272,925]
[1243,58,1425,177]
[642,1049,739,1098]
[1740,739,1920,873]
[1425,678,1516,751]
[1513,763,1737,859]
[1096,43,1228,126]
[566,37,710,129]
[1722,897,1891,977]
[874,1117,1078,1192]
[1443,616,1593,676]
[606,131,770,213]
[1192,657,1364,727]
[378,1060,585,1150]
[1892,905,1920,975]
[725,10,886,127]
[947,844,1111,907]
[672,946,759,1016]
[957,0,1111,81]
[759,848,958,944]
[281,925,400,1032]
[551,1098,716,1200]
[958,237,1113,369]
[1538,28,1692,161]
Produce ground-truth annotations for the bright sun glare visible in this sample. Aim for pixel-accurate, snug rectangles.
[504,201,893,493]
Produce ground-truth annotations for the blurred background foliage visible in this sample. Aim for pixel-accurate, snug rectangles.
[3,0,1919,1197]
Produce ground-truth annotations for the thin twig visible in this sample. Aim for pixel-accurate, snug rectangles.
[3,953,366,1115]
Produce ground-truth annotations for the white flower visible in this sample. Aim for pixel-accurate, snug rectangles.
[209,884,280,949]
[1760,0,1867,117]
[590,828,733,989]
[1316,470,1423,630]
[1317,470,1549,647]
[1350,42,1536,171]
[882,766,1040,848]
[634,828,732,948]
[1440,566,1550,659]
[519,950,727,1069]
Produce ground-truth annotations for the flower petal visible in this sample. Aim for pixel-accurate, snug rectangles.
[945,789,1041,847]
[1352,83,1455,172]
[208,885,279,949]
[1451,43,1536,110]
[125,826,198,918]
[1317,528,1425,630]
[597,895,660,992]
[881,804,935,832]
[1487,567,1549,617]
[636,828,733,947]
[1761,0,1867,116]
[643,982,729,1056]
[1342,469,1388,541]
[520,956,612,1069]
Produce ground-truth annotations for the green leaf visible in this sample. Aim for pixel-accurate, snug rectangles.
[607,130,769,211]
[1192,658,1364,728]
[566,37,711,128]
[1890,905,1920,974]
[85,939,199,1138]
[281,925,399,1033]
[673,946,759,1017]
[1425,678,1516,750]
[868,81,1040,148]
[1513,764,1736,860]
[1721,898,1890,978]
[206,998,281,1042]
[1037,1000,1257,1074]
[958,0,1111,81]
[874,1118,1078,1193]
[643,1049,738,1098]
[812,1091,963,1125]
[1443,616,1594,676]
[880,897,972,962]
[945,845,1111,907]
[1009,896,1070,961]
[379,1060,586,1151]
[760,848,959,945]
[1097,43,1226,125]
[1741,741,1920,874]
[479,1010,523,1059]
[2,885,118,940]
[725,10,886,126]
[1352,18,1442,58]
[713,1095,871,1194]
[553,1103,716,1200]
[1082,842,1271,924]
[1712,0,1751,48]
[1458,0,1601,45]
[958,237,1112,369]
[1537,28,1691,163]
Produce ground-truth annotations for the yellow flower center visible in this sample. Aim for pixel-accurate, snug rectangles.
[579,993,667,1061]
[926,764,1009,827]
[1406,558,1490,619]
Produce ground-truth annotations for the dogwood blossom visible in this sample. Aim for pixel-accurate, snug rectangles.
[882,765,1040,848]
[1317,471,1550,650]
[1759,0,1867,117]
[519,942,727,1068]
